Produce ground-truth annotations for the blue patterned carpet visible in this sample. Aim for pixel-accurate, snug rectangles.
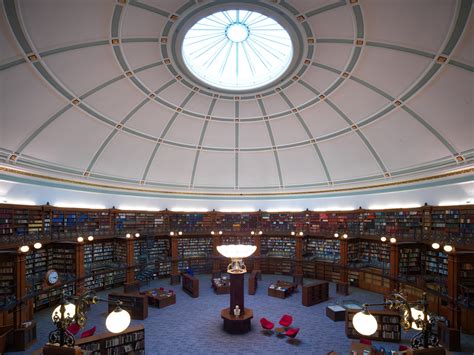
[7,274,474,354]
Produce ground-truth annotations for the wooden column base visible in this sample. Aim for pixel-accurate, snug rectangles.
[170,274,181,285]
[221,308,253,334]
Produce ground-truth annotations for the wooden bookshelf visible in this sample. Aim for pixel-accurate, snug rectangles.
[302,280,329,306]
[248,270,258,295]
[75,324,145,355]
[182,273,199,298]
[346,308,401,342]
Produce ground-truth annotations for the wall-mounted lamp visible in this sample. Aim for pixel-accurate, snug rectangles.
[334,232,348,239]
[19,241,43,253]
[431,242,453,253]
[291,231,304,236]
[250,230,263,235]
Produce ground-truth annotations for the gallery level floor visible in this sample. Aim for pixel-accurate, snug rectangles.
[9,274,474,355]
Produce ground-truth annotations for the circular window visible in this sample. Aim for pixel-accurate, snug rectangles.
[181,10,293,91]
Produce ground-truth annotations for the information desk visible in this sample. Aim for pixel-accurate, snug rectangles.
[268,281,297,299]
[141,289,176,308]
[221,308,253,334]
[212,277,230,294]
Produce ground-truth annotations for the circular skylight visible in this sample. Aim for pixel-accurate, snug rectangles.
[182,10,293,91]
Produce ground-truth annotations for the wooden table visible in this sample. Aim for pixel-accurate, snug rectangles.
[268,281,297,299]
[221,308,253,334]
[142,289,176,308]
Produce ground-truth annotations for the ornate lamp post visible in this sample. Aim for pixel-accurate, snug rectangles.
[352,292,439,349]
[217,244,256,334]
[49,291,131,347]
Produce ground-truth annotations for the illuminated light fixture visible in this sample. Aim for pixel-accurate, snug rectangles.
[266,208,304,213]
[299,232,304,236]
[54,202,106,209]
[106,304,131,333]
[352,307,378,336]
[313,207,355,212]
[259,231,263,235]
[334,233,339,238]
[0,198,36,206]
[342,233,348,239]
[211,231,215,235]
[411,305,430,330]
[218,231,223,235]
[77,236,84,243]
[390,237,397,244]
[170,208,209,212]
[368,204,421,210]
[52,301,76,322]
[291,231,295,236]
[87,235,94,242]
[19,245,30,253]
[178,231,183,236]
[381,236,387,242]
[443,245,453,253]
[170,231,175,236]
[217,244,257,274]
[33,242,42,249]
[117,206,161,211]
[219,208,256,213]
[126,233,131,239]
[431,242,440,250]
[135,233,140,238]
[250,231,255,235]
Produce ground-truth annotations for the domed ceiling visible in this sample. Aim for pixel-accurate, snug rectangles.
[0,0,472,197]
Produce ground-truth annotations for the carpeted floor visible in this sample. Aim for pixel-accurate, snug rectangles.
[7,274,474,354]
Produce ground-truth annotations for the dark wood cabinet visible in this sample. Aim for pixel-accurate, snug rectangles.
[302,281,329,306]
[182,273,199,298]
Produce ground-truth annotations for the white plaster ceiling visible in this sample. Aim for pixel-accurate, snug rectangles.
[0,0,472,197]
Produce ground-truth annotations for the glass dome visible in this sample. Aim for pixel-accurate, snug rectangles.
[182,9,293,91]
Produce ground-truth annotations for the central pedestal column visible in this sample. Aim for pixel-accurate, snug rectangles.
[221,272,253,334]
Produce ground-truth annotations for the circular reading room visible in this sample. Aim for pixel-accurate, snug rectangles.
[0,0,472,354]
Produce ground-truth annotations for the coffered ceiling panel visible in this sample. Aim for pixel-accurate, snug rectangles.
[306,5,354,39]
[299,101,349,139]
[146,144,195,186]
[352,45,432,98]
[19,0,111,50]
[125,101,173,136]
[0,63,64,150]
[84,77,145,120]
[194,151,234,188]
[362,0,456,53]
[202,121,235,149]
[319,132,382,181]
[42,46,122,96]
[121,4,168,38]
[134,65,174,92]
[121,42,163,70]
[0,0,471,196]
[270,116,309,146]
[92,131,155,180]
[361,109,452,171]
[408,65,473,153]
[278,145,328,186]
[164,115,204,146]
[22,108,111,169]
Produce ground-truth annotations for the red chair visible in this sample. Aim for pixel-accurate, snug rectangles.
[284,327,299,338]
[360,338,372,345]
[279,314,293,328]
[67,323,80,335]
[260,318,274,333]
[80,326,96,339]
